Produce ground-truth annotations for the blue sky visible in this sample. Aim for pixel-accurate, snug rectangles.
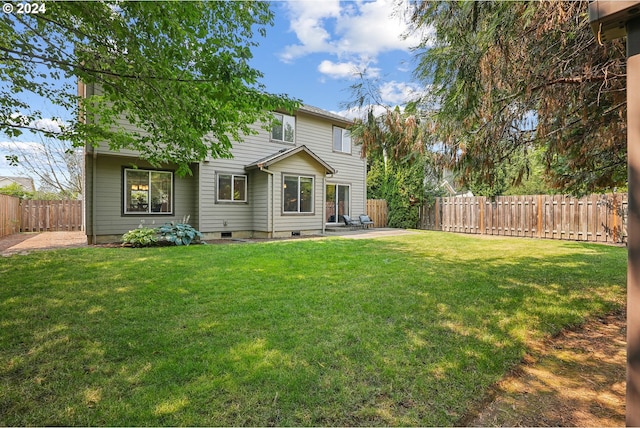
[0,0,428,181]
[253,0,426,116]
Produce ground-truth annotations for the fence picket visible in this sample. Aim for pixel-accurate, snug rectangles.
[0,194,21,238]
[20,200,83,232]
[366,199,388,228]
[419,193,627,244]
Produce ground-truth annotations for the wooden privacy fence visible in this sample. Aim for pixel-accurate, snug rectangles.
[0,194,21,238]
[21,199,83,232]
[366,199,388,228]
[420,193,627,244]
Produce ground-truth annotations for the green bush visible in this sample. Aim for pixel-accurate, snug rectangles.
[122,226,159,247]
[158,222,203,246]
[368,159,426,229]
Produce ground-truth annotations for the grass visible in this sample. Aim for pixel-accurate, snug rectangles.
[0,231,626,426]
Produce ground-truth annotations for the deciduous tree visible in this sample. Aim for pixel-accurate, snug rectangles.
[3,135,82,198]
[0,1,298,175]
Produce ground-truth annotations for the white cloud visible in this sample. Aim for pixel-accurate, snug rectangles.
[379,81,426,105]
[337,104,388,120]
[279,0,341,63]
[6,113,66,134]
[31,118,65,134]
[0,141,41,153]
[317,60,381,80]
[333,0,421,56]
[280,0,422,63]
[0,141,39,178]
[336,82,436,119]
[318,60,359,79]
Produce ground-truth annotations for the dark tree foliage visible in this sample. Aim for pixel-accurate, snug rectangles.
[409,1,626,195]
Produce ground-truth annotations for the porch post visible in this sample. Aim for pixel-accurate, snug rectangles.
[627,16,640,426]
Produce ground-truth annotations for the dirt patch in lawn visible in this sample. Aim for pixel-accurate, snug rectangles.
[462,307,626,427]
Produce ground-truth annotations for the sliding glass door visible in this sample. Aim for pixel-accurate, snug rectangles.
[326,184,350,223]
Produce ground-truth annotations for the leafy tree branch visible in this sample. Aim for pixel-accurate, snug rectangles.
[0,1,299,175]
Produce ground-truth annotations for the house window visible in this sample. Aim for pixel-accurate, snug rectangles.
[271,113,295,143]
[124,169,172,214]
[326,184,350,223]
[217,173,247,202]
[333,126,351,153]
[283,175,313,213]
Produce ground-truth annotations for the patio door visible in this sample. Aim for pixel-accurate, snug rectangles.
[326,184,350,223]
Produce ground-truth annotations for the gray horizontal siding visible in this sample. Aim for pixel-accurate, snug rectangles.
[197,114,365,233]
[86,83,366,238]
[89,155,197,237]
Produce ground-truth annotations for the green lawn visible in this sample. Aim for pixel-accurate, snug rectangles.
[0,231,626,426]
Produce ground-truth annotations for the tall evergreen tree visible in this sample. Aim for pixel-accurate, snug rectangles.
[409,0,626,195]
[350,103,442,227]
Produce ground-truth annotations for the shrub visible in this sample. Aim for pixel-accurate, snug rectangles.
[158,221,203,246]
[122,226,159,247]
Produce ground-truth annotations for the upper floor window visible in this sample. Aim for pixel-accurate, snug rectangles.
[333,126,351,153]
[217,173,247,203]
[124,169,173,214]
[271,113,295,143]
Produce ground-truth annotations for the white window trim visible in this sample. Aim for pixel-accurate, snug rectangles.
[283,174,314,214]
[217,173,248,203]
[333,126,351,154]
[271,113,296,144]
[123,168,173,215]
[326,183,351,224]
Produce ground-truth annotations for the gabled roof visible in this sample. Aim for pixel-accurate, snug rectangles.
[297,104,353,127]
[246,145,336,174]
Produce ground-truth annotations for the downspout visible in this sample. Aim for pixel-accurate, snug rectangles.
[259,166,275,237]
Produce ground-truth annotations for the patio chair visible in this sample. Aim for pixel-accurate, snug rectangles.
[342,214,361,230]
[359,214,374,229]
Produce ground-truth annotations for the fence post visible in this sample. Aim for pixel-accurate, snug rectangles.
[417,193,630,244]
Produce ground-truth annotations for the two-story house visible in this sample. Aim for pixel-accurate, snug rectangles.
[82,84,366,244]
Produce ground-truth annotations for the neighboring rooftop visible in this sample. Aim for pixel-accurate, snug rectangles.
[0,176,35,192]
